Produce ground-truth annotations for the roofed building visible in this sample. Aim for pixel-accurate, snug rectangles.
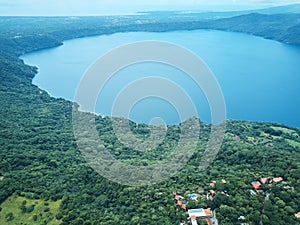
[261,177,269,184]
[209,190,216,195]
[273,177,283,183]
[204,208,212,215]
[210,181,216,187]
[188,208,213,218]
[251,181,261,190]
[175,195,183,201]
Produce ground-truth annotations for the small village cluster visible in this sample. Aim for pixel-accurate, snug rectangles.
[251,176,291,190]
[173,191,187,211]
[207,179,228,201]
[174,176,299,225]
[173,191,213,225]
[251,176,300,220]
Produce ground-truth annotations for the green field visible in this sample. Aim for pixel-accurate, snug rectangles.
[286,139,300,148]
[271,126,298,136]
[0,195,62,225]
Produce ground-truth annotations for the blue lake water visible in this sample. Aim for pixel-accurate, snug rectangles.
[20,30,300,127]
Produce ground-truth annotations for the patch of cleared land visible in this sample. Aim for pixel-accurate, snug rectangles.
[0,195,62,225]
[271,126,298,136]
[286,139,300,148]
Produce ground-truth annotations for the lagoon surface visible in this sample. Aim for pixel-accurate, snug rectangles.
[21,30,300,127]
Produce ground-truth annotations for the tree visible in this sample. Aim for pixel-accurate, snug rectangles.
[5,212,14,221]
[275,199,285,208]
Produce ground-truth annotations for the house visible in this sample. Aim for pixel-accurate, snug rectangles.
[261,177,269,184]
[207,190,216,201]
[209,190,216,195]
[204,209,212,216]
[251,181,261,190]
[176,200,187,210]
[173,192,187,211]
[221,179,227,184]
[188,208,213,218]
[210,181,216,187]
[177,201,186,210]
[295,212,300,219]
[273,177,283,183]
[175,195,183,201]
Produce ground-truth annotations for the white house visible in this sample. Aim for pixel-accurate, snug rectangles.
[188,208,212,218]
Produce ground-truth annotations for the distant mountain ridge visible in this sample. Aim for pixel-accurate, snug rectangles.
[251,3,300,14]
[203,13,300,44]
[135,4,300,44]
[140,4,300,19]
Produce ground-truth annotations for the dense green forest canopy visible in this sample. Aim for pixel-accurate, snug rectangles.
[0,12,299,225]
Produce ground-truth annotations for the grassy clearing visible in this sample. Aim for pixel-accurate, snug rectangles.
[270,126,299,148]
[286,139,300,148]
[271,126,297,136]
[0,195,62,225]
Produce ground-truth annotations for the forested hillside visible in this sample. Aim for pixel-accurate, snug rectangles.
[1,11,300,57]
[0,15,299,225]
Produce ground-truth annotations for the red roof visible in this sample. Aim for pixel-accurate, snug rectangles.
[273,177,283,182]
[209,190,216,195]
[204,208,212,215]
[295,212,300,219]
[251,181,261,190]
[261,177,269,184]
[210,180,216,187]
[175,195,183,201]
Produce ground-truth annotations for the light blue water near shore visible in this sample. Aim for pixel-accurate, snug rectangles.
[21,30,300,127]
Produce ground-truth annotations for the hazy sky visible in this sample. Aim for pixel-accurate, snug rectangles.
[1,0,300,15]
